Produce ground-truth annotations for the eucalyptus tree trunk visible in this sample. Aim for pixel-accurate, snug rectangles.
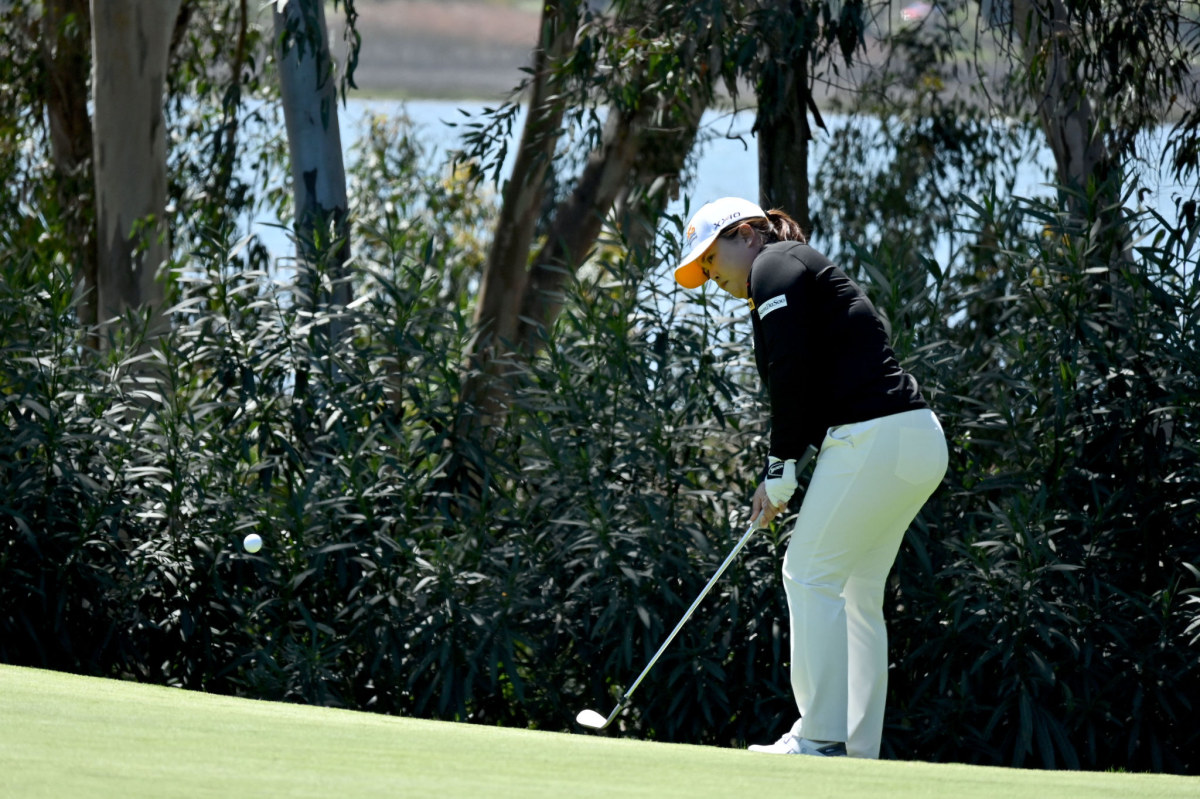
[169,0,194,63]
[1009,0,1132,307]
[462,0,576,427]
[215,0,249,206]
[516,100,653,352]
[274,0,351,319]
[1010,0,1116,211]
[41,0,96,330]
[755,38,817,232]
[89,0,181,337]
[613,88,707,260]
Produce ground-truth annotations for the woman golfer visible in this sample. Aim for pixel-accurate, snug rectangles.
[674,197,948,759]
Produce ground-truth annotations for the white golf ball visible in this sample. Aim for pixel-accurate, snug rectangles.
[243,533,263,553]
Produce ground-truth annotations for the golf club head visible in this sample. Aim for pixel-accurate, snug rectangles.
[575,708,611,730]
[577,696,630,731]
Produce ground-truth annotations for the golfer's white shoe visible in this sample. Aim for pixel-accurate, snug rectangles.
[748,733,848,756]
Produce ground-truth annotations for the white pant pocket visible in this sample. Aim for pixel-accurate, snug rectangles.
[894,427,948,486]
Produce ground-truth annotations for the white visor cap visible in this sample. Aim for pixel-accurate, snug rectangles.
[674,197,767,289]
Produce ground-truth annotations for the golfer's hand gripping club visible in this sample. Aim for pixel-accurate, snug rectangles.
[576,444,818,731]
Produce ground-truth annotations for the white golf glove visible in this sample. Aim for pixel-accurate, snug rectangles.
[764,456,798,509]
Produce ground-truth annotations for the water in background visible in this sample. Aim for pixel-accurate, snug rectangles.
[256,99,1192,276]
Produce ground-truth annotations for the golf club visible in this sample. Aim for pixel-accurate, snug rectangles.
[576,444,819,732]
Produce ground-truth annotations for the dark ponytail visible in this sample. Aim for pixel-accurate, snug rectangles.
[764,209,806,244]
[719,207,807,245]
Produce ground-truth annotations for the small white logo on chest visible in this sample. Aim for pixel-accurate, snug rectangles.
[758,295,788,318]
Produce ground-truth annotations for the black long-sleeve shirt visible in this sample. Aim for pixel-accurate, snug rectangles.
[748,241,928,460]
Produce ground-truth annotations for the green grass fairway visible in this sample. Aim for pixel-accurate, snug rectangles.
[2,665,1195,798]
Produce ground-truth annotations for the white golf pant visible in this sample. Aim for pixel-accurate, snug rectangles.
[782,408,947,758]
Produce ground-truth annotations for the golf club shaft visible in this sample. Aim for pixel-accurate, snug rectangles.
[620,517,763,703]
[609,444,817,715]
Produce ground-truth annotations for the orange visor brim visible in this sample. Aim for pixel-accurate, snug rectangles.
[674,260,708,289]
